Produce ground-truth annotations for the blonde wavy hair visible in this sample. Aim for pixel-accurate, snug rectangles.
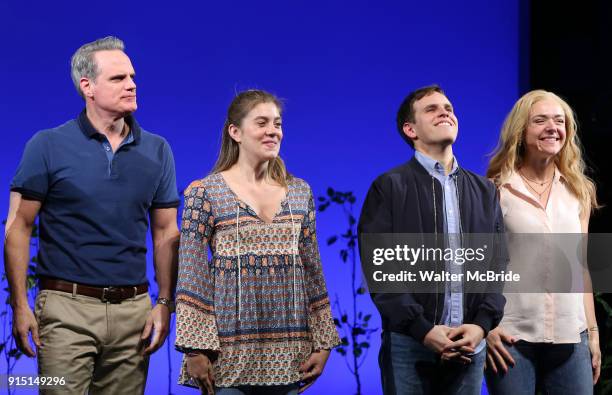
[211,89,291,187]
[487,90,598,214]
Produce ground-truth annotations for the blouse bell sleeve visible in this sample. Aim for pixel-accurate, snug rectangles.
[175,182,220,354]
[300,188,342,351]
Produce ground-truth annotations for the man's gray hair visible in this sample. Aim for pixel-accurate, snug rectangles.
[70,36,125,98]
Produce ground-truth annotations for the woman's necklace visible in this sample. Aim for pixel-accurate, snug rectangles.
[518,169,554,200]
[519,169,554,186]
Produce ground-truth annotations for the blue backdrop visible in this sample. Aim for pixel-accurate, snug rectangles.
[0,1,520,394]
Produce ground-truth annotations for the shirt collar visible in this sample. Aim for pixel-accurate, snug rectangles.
[414,150,459,177]
[505,166,565,191]
[77,109,141,143]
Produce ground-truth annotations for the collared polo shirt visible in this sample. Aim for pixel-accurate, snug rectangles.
[11,110,180,286]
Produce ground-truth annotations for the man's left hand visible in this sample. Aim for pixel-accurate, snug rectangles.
[141,303,171,355]
[442,324,485,357]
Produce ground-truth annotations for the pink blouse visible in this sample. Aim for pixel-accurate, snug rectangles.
[498,170,586,343]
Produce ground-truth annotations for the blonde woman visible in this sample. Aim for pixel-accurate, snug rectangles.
[174,90,340,394]
[485,90,600,394]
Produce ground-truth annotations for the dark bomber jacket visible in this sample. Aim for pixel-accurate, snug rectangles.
[358,157,507,342]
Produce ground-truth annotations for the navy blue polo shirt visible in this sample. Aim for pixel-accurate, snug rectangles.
[11,111,180,286]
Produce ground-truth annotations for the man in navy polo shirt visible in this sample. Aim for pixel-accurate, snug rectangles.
[4,36,180,394]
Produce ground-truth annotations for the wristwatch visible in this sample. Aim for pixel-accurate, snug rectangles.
[156,297,175,313]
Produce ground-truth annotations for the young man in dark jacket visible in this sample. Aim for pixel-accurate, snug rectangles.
[359,85,506,395]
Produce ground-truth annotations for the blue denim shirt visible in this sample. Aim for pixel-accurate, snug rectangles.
[414,151,485,354]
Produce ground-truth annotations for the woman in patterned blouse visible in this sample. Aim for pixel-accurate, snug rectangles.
[175,89,340,394]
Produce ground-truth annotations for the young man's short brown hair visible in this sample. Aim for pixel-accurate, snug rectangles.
[396,84,445,148]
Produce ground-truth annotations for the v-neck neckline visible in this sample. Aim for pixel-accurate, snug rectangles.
[510,171,556,213]
[520,178,552,211]
[217,173,290,225]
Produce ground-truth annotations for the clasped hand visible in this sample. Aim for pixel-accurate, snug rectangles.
[423,324,484,364]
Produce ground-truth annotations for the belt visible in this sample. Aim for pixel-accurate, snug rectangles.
[39,278,148,304]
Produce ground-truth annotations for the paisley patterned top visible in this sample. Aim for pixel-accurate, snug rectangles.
[175,173,340,387]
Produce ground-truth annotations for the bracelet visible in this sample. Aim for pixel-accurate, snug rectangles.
[588,326,599,332]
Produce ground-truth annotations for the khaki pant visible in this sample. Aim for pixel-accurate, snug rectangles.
[35,290,151,395]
